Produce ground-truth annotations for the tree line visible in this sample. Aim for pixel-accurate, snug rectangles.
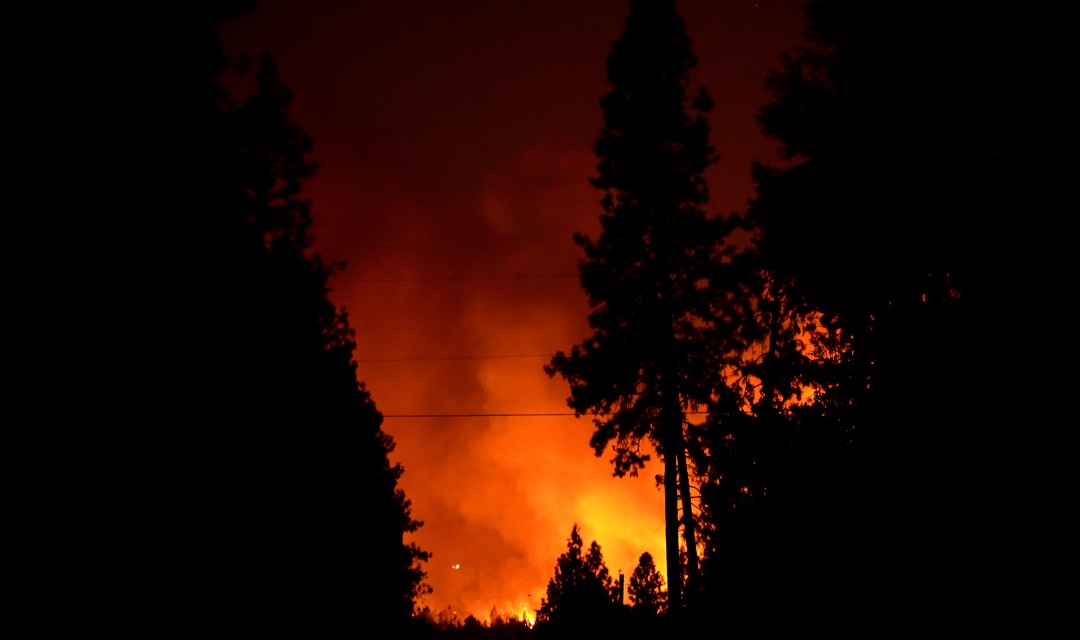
[402,523,665,638]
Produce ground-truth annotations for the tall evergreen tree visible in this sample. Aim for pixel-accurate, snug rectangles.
[65,5,432,633]
[209,49,431,633]
[545,0,739,611]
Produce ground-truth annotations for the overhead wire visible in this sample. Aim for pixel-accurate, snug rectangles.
[358,354,553,362]
[384,413,578,418]
[382,411,708,418]
[338,271,711,420]
[335,273,577,283]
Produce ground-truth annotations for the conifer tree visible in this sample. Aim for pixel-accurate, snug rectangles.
[546,0,737,611]
[217,51,430,632]
[102,6,431,633]
[628,551,667,615]
[536,524,620,629]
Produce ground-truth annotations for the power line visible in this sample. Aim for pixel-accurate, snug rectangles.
[382,411,708,418]
[625,520,665,572]
[383,413,577,418]
[336,273,577,283]
[358,354,553,363]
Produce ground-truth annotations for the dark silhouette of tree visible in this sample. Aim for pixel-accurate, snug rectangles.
[49,3,432,634]
[704,0,1059,631]
[210,46,431,636]
[628,551,666,615]
[535,524,620,632]
[692,272,856,629]
[545,0,742,612]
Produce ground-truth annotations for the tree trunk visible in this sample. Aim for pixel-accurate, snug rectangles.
[663,429,682,613]
[677,443,700,606]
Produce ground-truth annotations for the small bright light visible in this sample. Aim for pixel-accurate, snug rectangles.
[451,564,460,569]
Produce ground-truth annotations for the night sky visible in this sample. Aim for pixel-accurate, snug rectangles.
[219,0,808,623]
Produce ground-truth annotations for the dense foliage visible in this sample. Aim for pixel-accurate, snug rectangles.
[693,0,1053,631]
[198,22,431,634]
[54,3,433,633]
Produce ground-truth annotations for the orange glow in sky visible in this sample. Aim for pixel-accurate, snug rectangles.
[219,0,808,623]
